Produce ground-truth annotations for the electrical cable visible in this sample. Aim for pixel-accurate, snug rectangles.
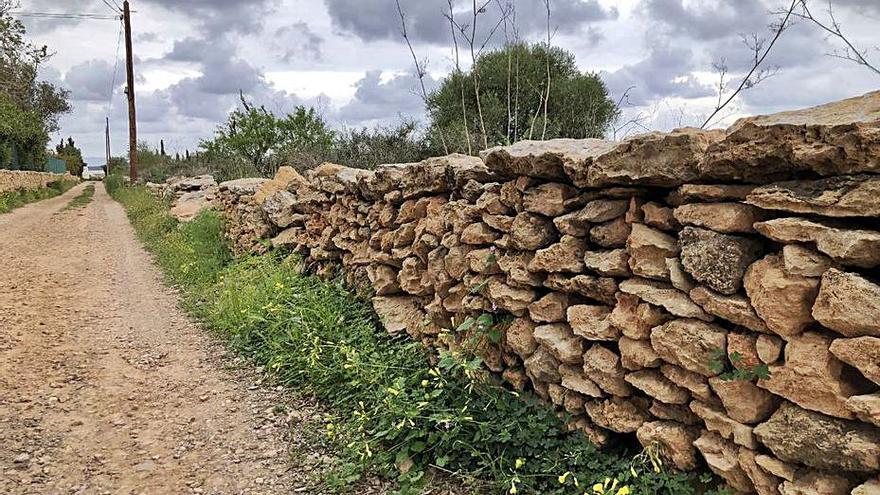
[11,12,120,20]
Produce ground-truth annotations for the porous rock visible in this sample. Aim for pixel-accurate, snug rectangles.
[812,269,880,337]
[744,254,819,338]
[746,174,880,217]
[673,202,770,234]
[583,344,632,397]
[679,226,763,295]
[693,432,754,493]
[533,323,583,365]
[585,398,650,433]
[619,278,713,321]
[754,217,880,268]
[651,319,727,376]
[626,223,680,280]
[636,421,701,471]
[829,336,880,385]
[625,370,690,404]
[753,401,880,473]
[689,286,769,333]
[567,304,618,341]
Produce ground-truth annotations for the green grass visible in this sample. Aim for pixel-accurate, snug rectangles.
[63,183,95,210]
[0,179,77,214]
[106,176,725,495]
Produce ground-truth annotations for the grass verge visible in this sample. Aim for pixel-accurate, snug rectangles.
[63,183,95,210]
[106,175,726,495]
[0,179,77,214]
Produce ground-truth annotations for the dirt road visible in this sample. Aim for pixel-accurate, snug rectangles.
[0,183,317,494]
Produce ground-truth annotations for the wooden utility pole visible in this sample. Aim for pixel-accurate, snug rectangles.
[105,116,111,175]
[123,0,138,182]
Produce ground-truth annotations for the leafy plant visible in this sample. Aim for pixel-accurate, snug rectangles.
[708,349,771,381]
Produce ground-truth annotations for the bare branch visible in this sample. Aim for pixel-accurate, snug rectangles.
[787,0,880,76]
[701,0,798,129]
[446,0,472,154]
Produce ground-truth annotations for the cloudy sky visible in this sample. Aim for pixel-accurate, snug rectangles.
[16,0,880,164]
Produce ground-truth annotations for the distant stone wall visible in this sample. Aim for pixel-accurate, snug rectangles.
[217,91,880,495]
[0,170,74,194]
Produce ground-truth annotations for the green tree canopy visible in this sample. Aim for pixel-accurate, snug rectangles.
[54,137,85,177]
[0,1,71,169]
[427,42,618,153]
[200,95,335,177]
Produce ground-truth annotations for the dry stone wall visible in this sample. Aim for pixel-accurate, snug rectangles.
[0,170,74,193]
[217,91,880,495]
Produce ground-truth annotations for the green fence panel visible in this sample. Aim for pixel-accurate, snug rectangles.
[44,157,67,174]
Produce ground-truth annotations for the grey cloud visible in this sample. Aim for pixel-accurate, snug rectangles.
[274,22,324,63]
[140,0,279,35]
[324,0,616,45]
[602,43,713,106]
[642,0,768,41]
[336,70,434,125]
[63,59,116,101]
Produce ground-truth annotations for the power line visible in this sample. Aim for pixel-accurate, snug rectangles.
[107,19,124,116]
[100,0,122,14]
[11,12,120,20]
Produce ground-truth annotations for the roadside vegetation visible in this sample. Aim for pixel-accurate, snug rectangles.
[0,179,76,214]
[105,175,726,495]
[62,183,95,210]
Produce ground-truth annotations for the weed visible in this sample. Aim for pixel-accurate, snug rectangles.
[0,179,77,214]
[63,184,95,210]
[708,349,771,382]
[109,182,726,495]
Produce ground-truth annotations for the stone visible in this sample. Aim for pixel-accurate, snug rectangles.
[754,217,880,268]
[813,269,880,337]
[271,226,308,250]
[754,455,797,482]
[619,337,661,370]
[528,235,586,273]
[709,378,780,424]
[846,393,880,427]
[398,257,431,296]
[259,190,298,227]
[559,364,604,398]
[781,244,833,277]
[689,286,769,333]
[583,249,631,277]
[544,274,618,305]
[726,332,762,370]
[486,277,536,314]
[590,216,631,248]
[636,421,701,470]
[220,177,269,196]
[625,370,690,404]
[652,401,701,426]
[466,247,501,274]
[533,323,583,365]
[583,344,632,396]
[444,245,473,279]
[609,292,670,340]
[577,199,629,223]
[753,401,880,472]
[679,226,764,295]
[509,212,557,250]
[585,398,650,433]
[779,471,857,495]
[760,331,869,419]
[737,447,782,495]
[700,90,880,181]
[528,292,570,323]
[372,296,425,337]
[586,128,724,187]
[524,347,561,383]
[574,418,613,448]
[756,334,784,364]
[651,319,727,376]
[746,174,880,218]
[460,222,500,245]
[548,383,565,406]
[641,201,679,230]
[692,433,754,493]
[619,278,713,321]
[367,264,401,296]
[503,368,529,391]
[691,400,759,449]
[666,257,696,293]
[626,223,680,280]
[567,305,618,341]
[852,479,880,495]
[660,364,721,404]
[505,317,539,358]
[744,254,820,338]
[497,251,545,288]
[829,336,880,385]
[522,182,578,216]
[481,138,614,181]
[553,211,590,236]
[677,184,757,202]
[676,202,770,234]
[564,390,586,414]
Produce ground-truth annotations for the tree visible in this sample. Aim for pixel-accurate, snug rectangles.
[200,94,335,177]
[427,43,618,153]
[54,137,85,177]
[0,1,70,134]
